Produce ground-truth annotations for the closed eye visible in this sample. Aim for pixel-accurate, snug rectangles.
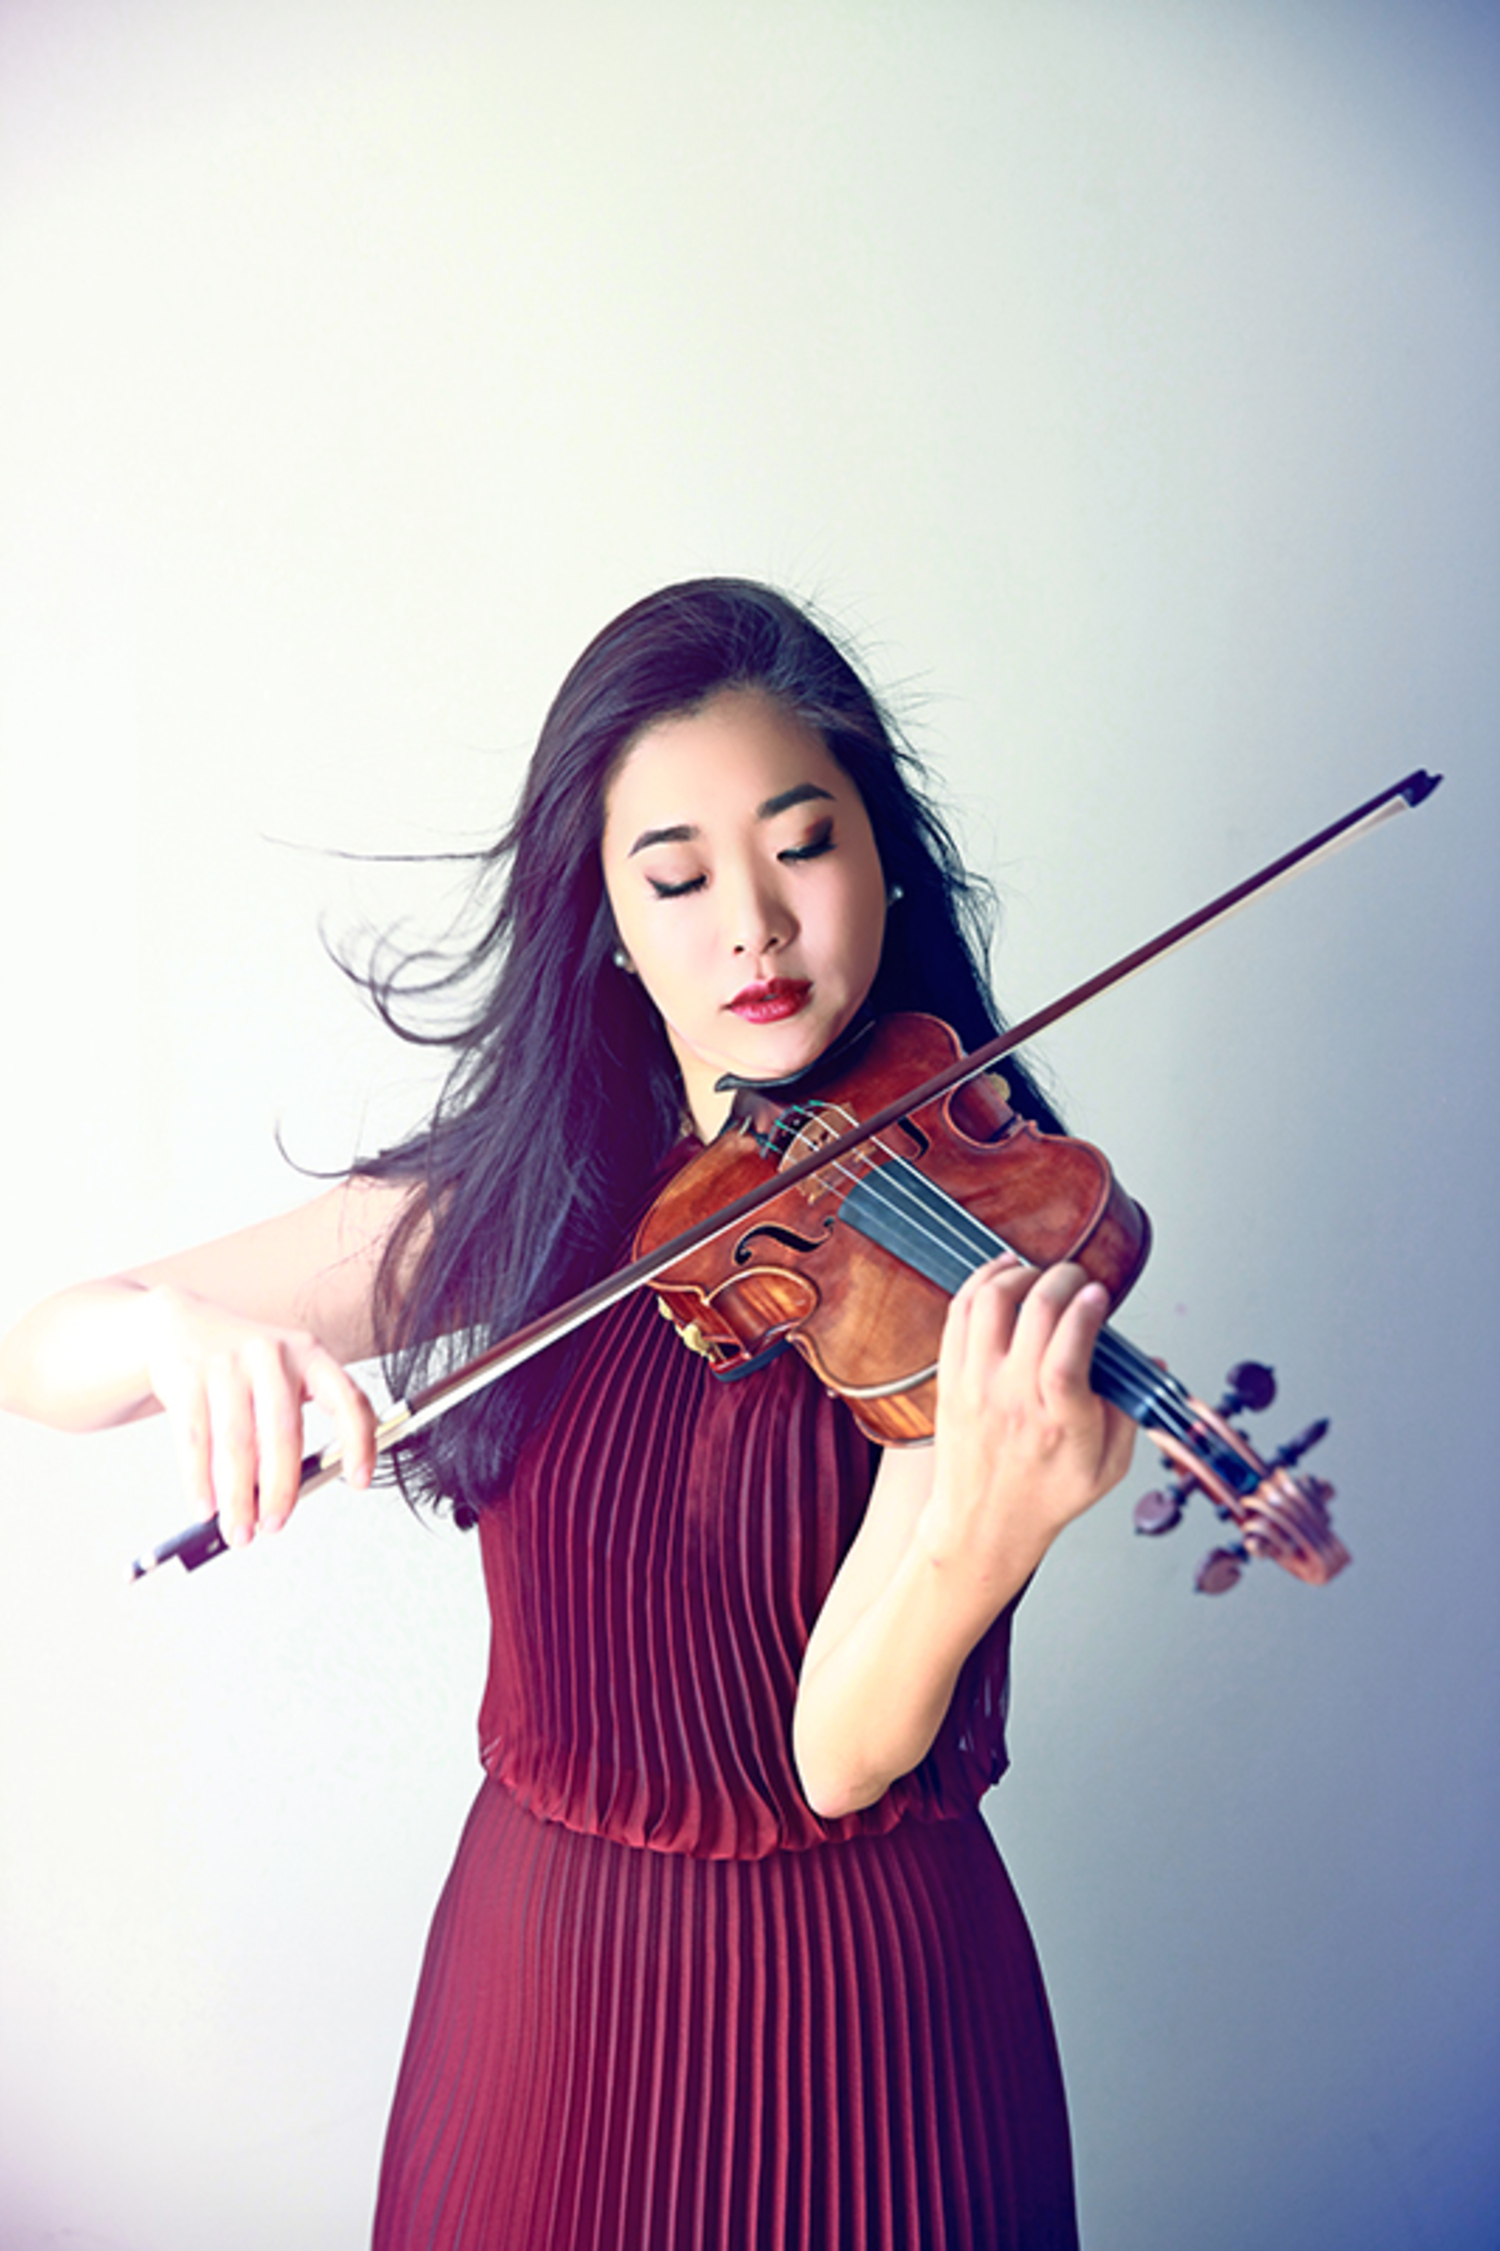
[645,821,834,898]
[779,821,834,865]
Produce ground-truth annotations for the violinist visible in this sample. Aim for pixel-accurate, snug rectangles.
[0,579,1139,2251]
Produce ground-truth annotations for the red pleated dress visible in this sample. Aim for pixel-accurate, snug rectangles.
[372,1275,1078,2250]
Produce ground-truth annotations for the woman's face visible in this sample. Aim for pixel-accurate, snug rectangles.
[601,687,887,1138]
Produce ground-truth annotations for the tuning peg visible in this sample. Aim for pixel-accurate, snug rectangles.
[1195,1545,1247,1595]
[1217,1360,1277,1417]
[1134,1486,1186,1536]
[1272,1419,1330,1470]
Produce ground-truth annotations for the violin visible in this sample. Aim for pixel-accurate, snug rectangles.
[636,1011,1345,1595]
[129,768,1440,1592]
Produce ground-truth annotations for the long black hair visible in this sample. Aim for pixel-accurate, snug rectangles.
[353,578,1062,1513]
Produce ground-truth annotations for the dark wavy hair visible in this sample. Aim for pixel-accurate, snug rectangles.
[354,578,1062,1514]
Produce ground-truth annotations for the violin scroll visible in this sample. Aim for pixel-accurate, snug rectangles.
[1133,1358,1347,1593]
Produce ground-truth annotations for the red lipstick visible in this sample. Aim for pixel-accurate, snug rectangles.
[727,978,811,1023]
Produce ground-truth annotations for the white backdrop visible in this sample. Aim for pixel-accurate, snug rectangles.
[1,4,1496,2246]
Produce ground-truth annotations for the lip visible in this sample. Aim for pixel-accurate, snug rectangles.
[726,978,812,1023]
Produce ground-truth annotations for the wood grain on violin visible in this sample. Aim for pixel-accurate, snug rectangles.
[637,1013,1347,1593]
[636,1014,1150,1444]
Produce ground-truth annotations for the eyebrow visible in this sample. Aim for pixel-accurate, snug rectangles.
[627,782,835,858]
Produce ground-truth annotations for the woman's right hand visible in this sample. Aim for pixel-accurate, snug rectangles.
[139,1285,379,1546]
[0,1177,413,1540]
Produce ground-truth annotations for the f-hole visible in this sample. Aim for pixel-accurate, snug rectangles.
[734,1217,835,1265]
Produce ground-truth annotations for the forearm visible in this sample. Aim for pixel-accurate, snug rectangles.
[0,1279,160,1431]
[792,1506,1050,1819]
[0,1179,410,1439]
[793,1260,1138,1820]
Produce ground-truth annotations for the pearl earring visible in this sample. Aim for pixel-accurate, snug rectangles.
[886,882,904,906]
[612,946,635,973]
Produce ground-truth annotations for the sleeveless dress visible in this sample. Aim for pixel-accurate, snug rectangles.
[372,1280,1077,2250]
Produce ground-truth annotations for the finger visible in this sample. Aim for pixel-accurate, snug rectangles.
[973,1260,1086,1397]
[939,1256,1028,1394]
[251,1341,306,1533]
[961,1260,1040,1374]
[304,1352,378,1490]
[206,1361,260,1546]
[168,1373,216,1521]
[950,1250,1023,1305]
[1029,1269,1111,1403]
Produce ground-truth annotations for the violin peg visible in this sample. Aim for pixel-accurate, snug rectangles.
[1194,1546,1246,1595]
[1273,1418,1330,1469]
[1133,1487,1186,1537]
[1219,1360,1277,1416]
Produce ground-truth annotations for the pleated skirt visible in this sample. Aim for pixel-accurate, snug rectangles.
[372,1779,1077,2251]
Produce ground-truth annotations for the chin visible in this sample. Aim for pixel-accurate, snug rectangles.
[727,1012,848,1083]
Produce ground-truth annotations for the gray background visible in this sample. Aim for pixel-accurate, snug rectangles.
[1,3,1495,2245]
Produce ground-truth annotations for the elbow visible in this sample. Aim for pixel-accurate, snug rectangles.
[796,1768,877,1822]
[801,1775,887,1822]
[791,1715,894,1822]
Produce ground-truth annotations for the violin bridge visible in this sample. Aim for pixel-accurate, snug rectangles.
[778,1101,882,1203]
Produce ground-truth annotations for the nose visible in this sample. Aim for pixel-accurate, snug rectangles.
[727,863,794,959]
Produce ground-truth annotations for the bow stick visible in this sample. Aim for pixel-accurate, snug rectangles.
[130,766,1441,1580]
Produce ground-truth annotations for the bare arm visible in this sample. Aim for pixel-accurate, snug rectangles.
[0,1176,421,1544]
[792,1257,1137,1818]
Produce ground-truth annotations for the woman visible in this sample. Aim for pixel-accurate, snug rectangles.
[0,579,1135,2249]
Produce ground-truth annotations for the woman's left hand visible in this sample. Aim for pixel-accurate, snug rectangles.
[920,1254,1138,1600]
[794,1254,1138,1817]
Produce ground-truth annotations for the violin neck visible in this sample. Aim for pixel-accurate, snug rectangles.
[839,1156,1262,1500]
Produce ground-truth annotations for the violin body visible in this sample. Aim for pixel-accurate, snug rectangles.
[637,1011,1347,1592]
[636,1014,1152,1445]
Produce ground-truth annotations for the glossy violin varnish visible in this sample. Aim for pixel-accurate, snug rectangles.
[638,1013,1349,1591]
[636,1014,1151,1443]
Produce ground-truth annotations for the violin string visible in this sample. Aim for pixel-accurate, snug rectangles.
[870,1160,1199,1439]
[782,1105,1211,1450]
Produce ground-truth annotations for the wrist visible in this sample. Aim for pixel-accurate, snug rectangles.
[913,1477,1055,1610]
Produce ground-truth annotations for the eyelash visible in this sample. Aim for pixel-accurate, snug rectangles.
[647,825,834,900]
[783,826,834,865]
